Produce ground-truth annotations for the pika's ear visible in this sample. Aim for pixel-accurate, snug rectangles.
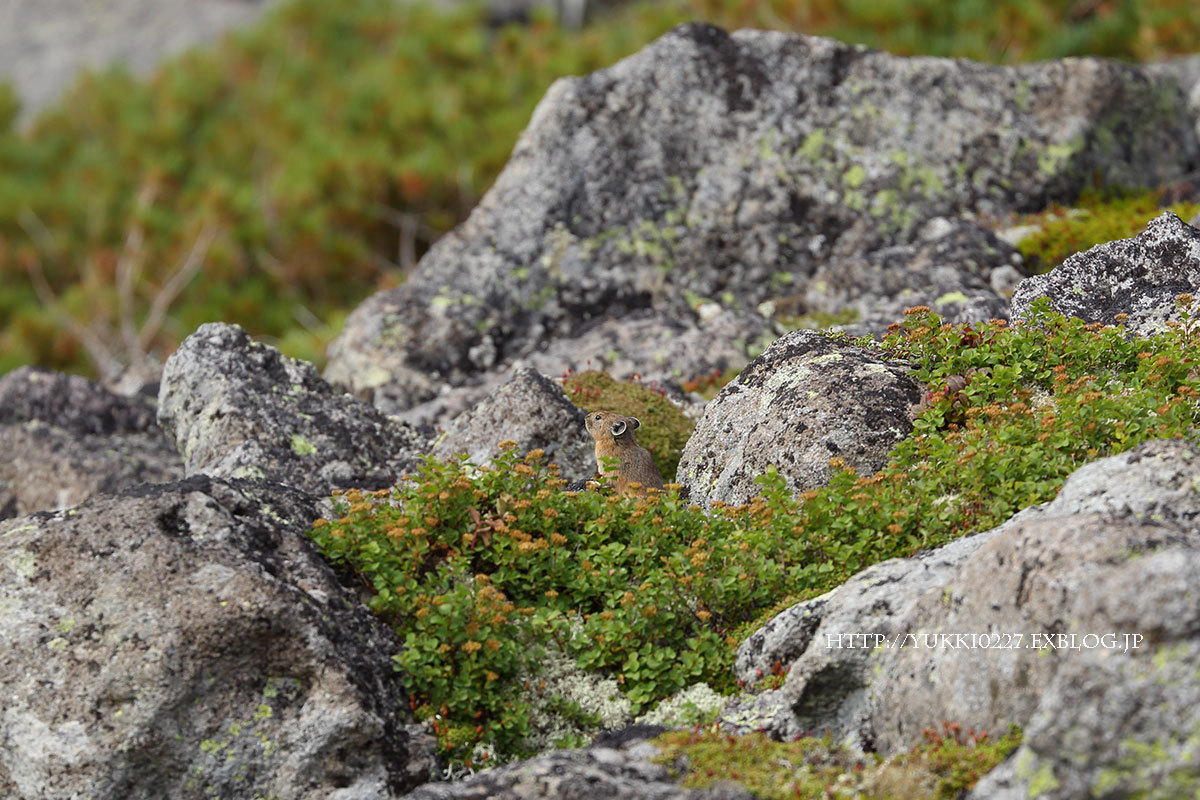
[630,417,642,430]
[610,419,627,437]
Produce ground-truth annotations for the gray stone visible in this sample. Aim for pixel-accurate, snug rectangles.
[0,367,182,520]
[520,307,772,390]
[0,366,159,436]
[1010,212,1200,336]
[1148,54,1200,141]
[725,439,1200,800]
[158,323,428,495]
[0,476,433,799]
[326,24,1197,417]
[380,308,763,429]
[433,366,594,480]
[401,735,753,800]
[676,330,922,508]
[0,421,183,520]
[793,218,1025,336]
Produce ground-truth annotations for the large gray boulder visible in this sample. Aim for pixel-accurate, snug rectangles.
[433,366,594,480]
[676,330,922,508]
[158,323,428,495]
[725,439,1200,798]
[0,476,435,799]
[0,367,182,519]
[1010,212,1200,336]
[326,24,1197,417]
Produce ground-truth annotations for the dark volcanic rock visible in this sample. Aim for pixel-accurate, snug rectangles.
[0,367,182,519]
[0,476,434,799]
[1010,212,1200,336]
[326,25,1197,417]
[0,366,158,435]
[676,330,922,508]
[158,323,429,495]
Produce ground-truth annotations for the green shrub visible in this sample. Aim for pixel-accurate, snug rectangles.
[311,299,1200,766]
[563,369,695,479]
[654,722,1022,799]
[1015,188,1200,273]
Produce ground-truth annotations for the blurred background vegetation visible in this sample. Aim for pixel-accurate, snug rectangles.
[1,0,1197,380]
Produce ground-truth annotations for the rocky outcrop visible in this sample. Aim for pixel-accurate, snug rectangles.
[0,367,182,519]
[326,24,1197,420]
[795,218,1026,337]
[676,330,922,508]
[0,476,435,799]
[158,323,429,495]
[401,727,751,800]
[433,366,594,479]
[725,439,1200,798]
[1010,212,1200,336]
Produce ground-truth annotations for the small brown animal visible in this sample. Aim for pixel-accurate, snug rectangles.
[584,410,665,496]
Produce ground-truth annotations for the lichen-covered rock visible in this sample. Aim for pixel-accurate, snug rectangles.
[1149,55,1200,142]
[378,308,766,429]
[794,218,1025,336]
[725,439,1200,800]
[0,366,159,435]
[1010,212,1200,336]
[0,476,434,799]
[676,330,921,508]
[400,729,752,800]
[0,367,182,519]
[158,323,428,495]
[520,307,772,389]
[326,24,1197,416]
[0,422,184,520]
[433,367,594,480]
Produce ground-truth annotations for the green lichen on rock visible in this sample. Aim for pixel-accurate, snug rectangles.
[289,434,318,456]
[563,370,694,480]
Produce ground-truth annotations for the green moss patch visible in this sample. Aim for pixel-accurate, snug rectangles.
[654,723,1022,799]
[1014,188,1200,273]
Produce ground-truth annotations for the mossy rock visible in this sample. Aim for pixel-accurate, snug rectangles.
[563,370,693,480]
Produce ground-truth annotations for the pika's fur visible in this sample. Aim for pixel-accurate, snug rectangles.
[584,410,665,496]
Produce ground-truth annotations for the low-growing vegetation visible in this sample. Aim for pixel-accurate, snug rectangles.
[1014,188,1200,273]
[654,722,1022,799]
[311,298,1200,767]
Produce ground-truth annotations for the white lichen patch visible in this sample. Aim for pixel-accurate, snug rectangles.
[636,683,727,727]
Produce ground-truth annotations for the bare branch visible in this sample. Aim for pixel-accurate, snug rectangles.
[137,224,219,353]
[19,210,123,379]
[115,182,158,358]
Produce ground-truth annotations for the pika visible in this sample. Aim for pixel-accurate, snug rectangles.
[584,410,665,496]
